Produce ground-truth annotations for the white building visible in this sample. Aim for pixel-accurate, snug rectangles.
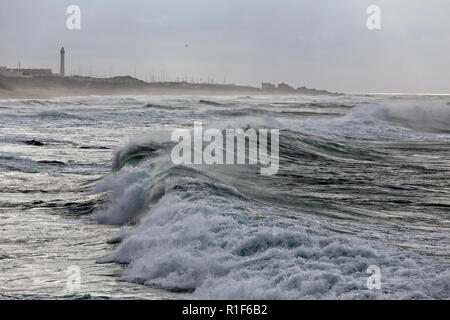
[0,66,23,77]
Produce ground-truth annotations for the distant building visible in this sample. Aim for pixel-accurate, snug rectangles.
[1,66,53,77]
[1,46,66,78]
[261,82,276,90]
[10,69,53,76]
[0,66,23,77]
[60,46,65,77]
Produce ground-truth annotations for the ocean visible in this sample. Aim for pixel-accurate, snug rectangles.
[0,94,449,299]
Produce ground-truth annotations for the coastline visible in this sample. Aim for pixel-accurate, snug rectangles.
[0,87,272,100]
[0,75,341,100]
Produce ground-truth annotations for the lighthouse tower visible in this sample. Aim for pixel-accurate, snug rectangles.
[60,47,65,77]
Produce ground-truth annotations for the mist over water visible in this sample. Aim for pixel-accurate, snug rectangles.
[1,94,449,299]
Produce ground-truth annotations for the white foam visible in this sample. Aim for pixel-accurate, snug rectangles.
[90,94,450,299]
[94,161,450,299]
[206,100,450,141]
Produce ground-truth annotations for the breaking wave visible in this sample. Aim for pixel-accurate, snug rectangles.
[92,116,450,298]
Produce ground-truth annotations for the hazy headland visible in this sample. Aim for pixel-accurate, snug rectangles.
[0,75,339,99]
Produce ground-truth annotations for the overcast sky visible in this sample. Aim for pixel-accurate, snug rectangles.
[1,0,449,93]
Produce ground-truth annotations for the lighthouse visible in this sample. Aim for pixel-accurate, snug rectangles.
[60,46,65,77]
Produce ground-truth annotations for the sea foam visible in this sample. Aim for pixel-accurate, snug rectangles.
[93,141,450,299]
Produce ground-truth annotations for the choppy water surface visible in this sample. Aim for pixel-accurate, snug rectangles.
[0,94,449,299]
